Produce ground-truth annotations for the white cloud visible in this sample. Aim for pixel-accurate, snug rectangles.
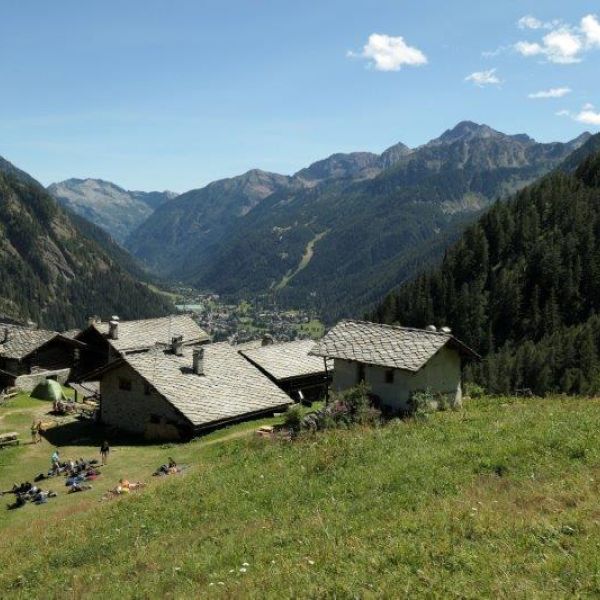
[558,104,600,126]
[518,16,562,30]
[515,41,544,57]
[581,14,600,47]
[528,87,572,99]
[518,16,544,30]
[543,29,583,63]
[515,14,600,64]
[348,33,427,71]
[465,68,501,87]
[575,108,600,125]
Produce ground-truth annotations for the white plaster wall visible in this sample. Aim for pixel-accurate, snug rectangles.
[331,347,462,412]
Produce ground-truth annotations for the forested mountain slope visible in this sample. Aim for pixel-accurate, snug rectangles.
[0,158,174,330]
[371,135,600,395]
[182,123,589,320]
[126,169,300,276]
[48,178,177,243]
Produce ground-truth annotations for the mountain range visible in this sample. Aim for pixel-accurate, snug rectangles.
[48,179,177,243]
[0,159,173,330]
[123,121,591,320]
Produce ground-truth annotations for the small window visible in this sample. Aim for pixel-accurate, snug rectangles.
[357,363,366,384]
[144,383,152,396]
[119,378,132,391]
[385,369,395,384]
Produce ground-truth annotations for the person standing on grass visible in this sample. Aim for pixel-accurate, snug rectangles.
[100,440,110,465]
[31,421,38,444]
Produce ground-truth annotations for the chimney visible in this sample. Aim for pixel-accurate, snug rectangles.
[262,334,274,347]
[108,320,119,340]
[193,347,205,376]
[171,335,184,356]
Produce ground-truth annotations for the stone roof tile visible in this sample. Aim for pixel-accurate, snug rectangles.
[93,314,209,354]
[239,339,329,381]
[310,320,476,372]
[122,343,292,427]
[0,326,57,360]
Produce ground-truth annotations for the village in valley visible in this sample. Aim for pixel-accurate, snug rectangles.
[172,286,325,343]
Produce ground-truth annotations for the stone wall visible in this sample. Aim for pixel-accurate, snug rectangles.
[100,363,189,440]
[15,368,71,392]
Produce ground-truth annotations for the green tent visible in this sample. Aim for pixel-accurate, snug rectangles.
[31,379,65,402]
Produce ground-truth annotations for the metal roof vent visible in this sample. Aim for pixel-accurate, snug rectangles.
[440,326,452,334]
[425,325,437,332]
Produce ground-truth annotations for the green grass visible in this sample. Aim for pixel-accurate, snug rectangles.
[295,318,325,339]
[2,396,600,597]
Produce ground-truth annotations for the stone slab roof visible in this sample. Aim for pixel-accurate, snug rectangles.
[92,314,209,354]
[310,320,478,372]
[69,381,100,399]
[111,343,292,427]
[239,339,329,382]
[0,326,57,360]
[62,329,81,339]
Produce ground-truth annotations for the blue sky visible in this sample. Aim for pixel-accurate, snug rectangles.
[0,0,599,192]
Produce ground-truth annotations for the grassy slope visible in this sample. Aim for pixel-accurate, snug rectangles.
[2,396,600,597]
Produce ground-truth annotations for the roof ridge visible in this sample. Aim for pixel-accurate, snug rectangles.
[339,319,451,337]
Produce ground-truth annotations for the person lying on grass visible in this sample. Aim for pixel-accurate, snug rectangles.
[153,458,181,476]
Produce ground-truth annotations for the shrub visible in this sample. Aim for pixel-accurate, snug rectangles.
[297,384,382,433]
[410,389,436,419]
[465,382,486,399]
[284,405,303,433]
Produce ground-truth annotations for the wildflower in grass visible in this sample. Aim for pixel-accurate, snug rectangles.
[240,568,247,573]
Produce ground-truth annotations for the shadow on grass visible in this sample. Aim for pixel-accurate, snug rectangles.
[42,419,167,449]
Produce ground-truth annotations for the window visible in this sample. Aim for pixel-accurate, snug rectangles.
[357,363,366,384]
[118,378,132,391]
[385,369,395,384]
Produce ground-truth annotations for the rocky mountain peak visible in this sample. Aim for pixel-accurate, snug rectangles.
[430,121,505,146]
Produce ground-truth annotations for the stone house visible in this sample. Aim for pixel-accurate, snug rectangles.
[75,314,210,376]
[310,320,479,413]
[238,337,332,402]
[0,324,85,391]
[90,341,292,440]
